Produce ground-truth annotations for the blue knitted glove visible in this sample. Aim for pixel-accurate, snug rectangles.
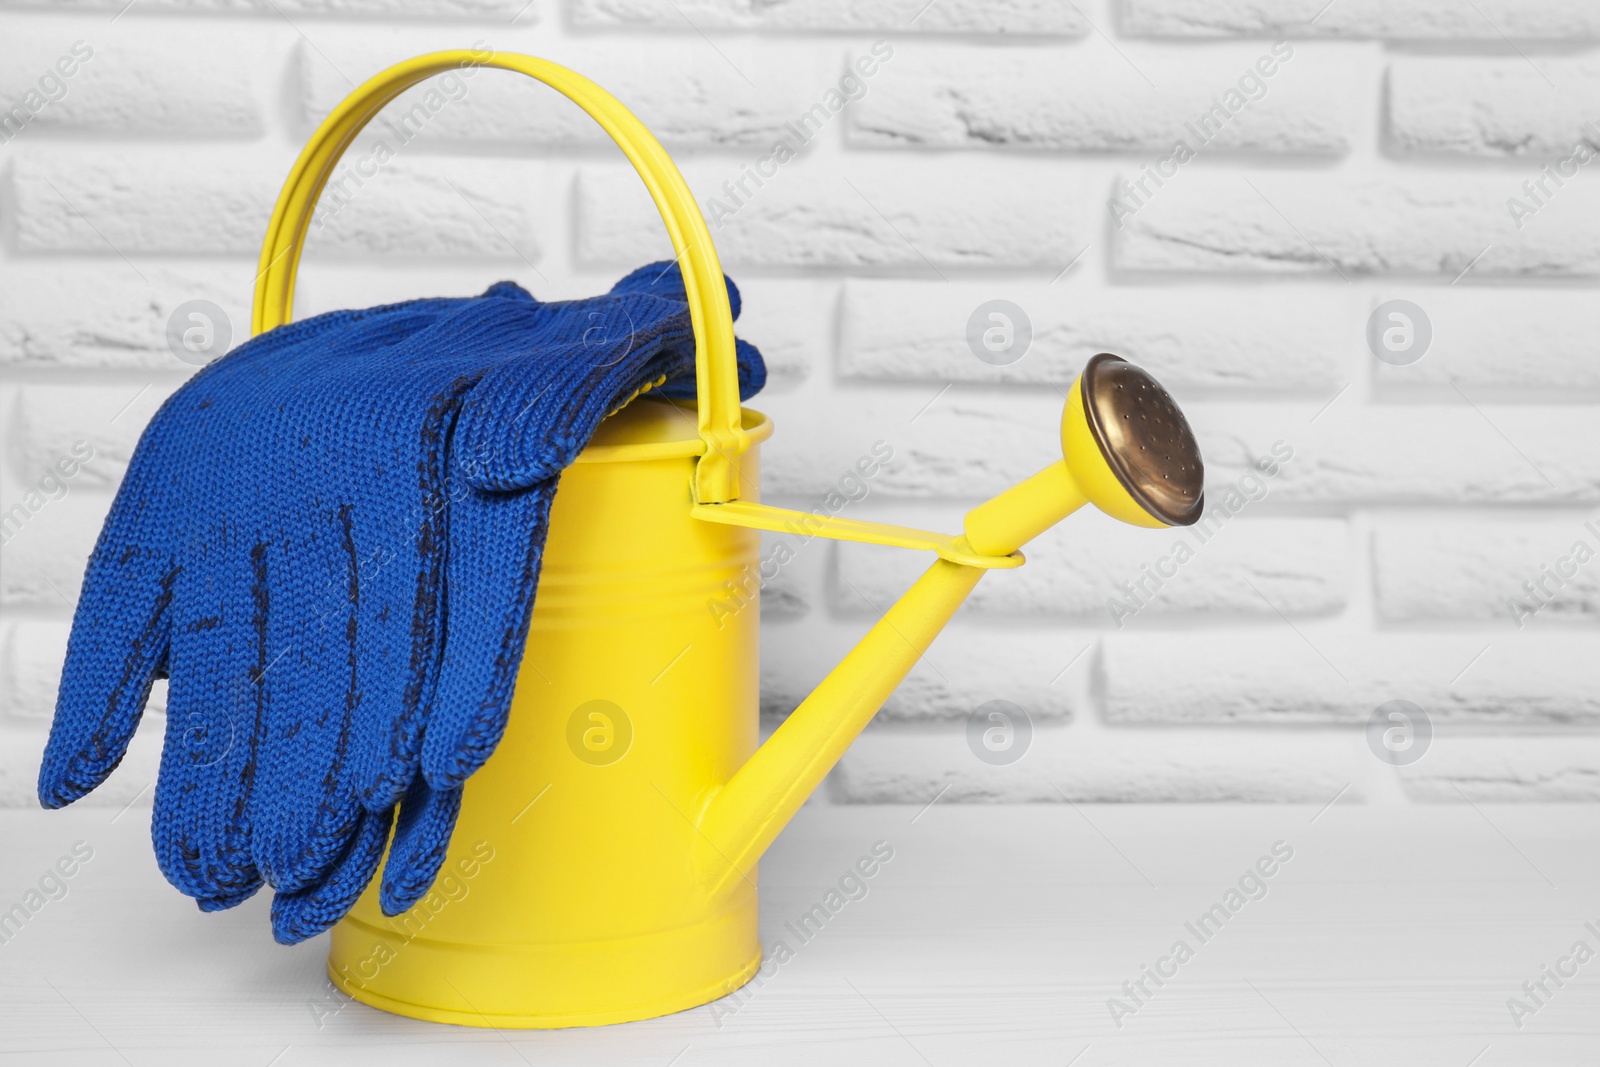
[39,264,765,944]
[43,293,483,918]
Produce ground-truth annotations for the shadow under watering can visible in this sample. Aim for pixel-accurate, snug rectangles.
[256,51,1206,1027]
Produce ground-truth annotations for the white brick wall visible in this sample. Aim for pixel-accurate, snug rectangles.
[2,0,1597,810]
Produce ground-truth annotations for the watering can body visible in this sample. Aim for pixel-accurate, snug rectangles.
[327,401,774,1027]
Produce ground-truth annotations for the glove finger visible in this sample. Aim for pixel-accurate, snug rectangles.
[378,776,462,916]
[37,397,195,809]
[38,550,177,808]
[251,507,364,894]
[348,382,474,813]
[420,481,554,791]
[271,804,395,945]
[196,878,265,912]
[150,540,269,903]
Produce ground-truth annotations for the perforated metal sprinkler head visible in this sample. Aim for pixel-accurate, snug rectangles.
[962,353,1206,558]
[1074,352,1205,527]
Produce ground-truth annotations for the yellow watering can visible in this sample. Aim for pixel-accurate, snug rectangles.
[255,51,1206,1028]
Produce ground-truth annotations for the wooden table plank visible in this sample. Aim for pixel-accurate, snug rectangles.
[1,803,1596,1065]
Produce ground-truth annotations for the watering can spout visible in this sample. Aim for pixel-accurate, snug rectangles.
[691,354,1205,895]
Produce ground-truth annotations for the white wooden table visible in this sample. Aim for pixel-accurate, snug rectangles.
[2,802,1596,1065]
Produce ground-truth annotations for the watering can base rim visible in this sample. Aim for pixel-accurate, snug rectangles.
[325,951,763,1028]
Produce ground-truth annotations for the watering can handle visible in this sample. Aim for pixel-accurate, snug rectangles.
[250,48,750,504]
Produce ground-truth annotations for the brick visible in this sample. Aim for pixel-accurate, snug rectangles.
[1,623,68,723]
[1120,0,1600,40]
[1104,632,1600,724]
[1389,57,1600,157]
[13,152,545,260]
[839,280,1350,391]
[294,165,525,259]
[1197,404,1600,506]
[833,723,1372,802]
[0,26,264,140]
[1399,738,1600,801]
[1112,173,1600,277]
[849,43,1350,153]
[836,513,1347,621]
[721,279,825,393]
[1375,518,1600,624]
[0,265,250,372]
[571,0,1083,35]
[301,153,543,258]
[755,391,1600,505]
[12,153,272,256]
[0,491,107,609]
[1,0,529,16]
[761,618,1081,722]
[1370,290,1600,392]
[577,159,1081,269]
[298,40,819,149]
[16,384,176,491]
